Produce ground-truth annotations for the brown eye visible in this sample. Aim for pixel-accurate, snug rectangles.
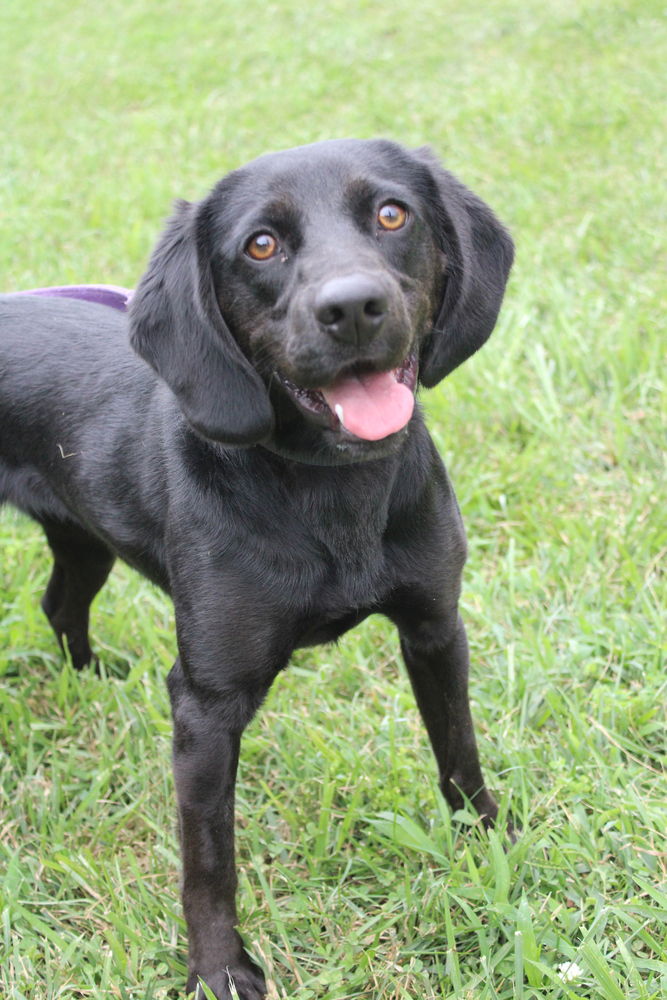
[245,232,279,261]
[378,202,408,231]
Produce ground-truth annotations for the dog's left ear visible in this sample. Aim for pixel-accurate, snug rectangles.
[129,199,274,445]
[415,148,514,387]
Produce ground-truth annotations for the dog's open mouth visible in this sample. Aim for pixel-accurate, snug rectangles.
[279,354,418,441]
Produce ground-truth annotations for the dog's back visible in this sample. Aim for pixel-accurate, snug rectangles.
[0,295,170,585]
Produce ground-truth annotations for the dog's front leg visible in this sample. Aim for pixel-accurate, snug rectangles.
[390,604,501,828]
[167,658,267,1000]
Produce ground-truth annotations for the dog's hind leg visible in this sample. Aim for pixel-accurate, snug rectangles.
[40,519,115,670]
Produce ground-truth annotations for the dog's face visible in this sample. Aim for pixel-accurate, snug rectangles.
[130,140,513,464]
[204,141,444,459]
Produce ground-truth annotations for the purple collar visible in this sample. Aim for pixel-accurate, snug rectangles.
[11,284,133,312]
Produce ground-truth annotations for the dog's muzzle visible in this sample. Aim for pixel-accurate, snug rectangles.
[278,352,418,441]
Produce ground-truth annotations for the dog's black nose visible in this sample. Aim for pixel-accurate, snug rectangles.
[314,274,388,346]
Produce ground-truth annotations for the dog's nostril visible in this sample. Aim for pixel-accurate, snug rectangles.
[318,303,345,327]
[364,297,386,318]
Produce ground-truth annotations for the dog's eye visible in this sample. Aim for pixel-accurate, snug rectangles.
[377,203,408,231]
[245,232,279,261]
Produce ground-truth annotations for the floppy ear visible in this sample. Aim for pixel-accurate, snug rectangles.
[415,149,514,388]
[129,199,274,444]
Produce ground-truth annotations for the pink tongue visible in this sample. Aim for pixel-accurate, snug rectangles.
[321,370,414,441]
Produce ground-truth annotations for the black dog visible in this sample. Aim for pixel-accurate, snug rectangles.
[0,139,513,999]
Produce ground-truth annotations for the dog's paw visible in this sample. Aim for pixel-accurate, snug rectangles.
[188,958,267,1000]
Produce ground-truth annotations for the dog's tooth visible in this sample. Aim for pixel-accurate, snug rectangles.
[334,404,344,424]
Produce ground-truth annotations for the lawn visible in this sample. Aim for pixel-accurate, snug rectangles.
[0,1,665,998]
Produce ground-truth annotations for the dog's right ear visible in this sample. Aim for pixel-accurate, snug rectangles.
[412,148,514,388]
[129,200,274,445]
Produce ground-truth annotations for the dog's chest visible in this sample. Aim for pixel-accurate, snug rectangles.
[289,476,393,614]
[216,455,404,643]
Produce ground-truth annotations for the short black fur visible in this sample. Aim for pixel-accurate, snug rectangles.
[0,138,513,1000]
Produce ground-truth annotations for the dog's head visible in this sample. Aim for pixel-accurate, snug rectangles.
[130,139,513,463]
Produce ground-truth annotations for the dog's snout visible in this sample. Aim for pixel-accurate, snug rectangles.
[314,274,388,346]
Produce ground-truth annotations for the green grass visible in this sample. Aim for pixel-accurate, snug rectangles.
[1,0,665,997]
